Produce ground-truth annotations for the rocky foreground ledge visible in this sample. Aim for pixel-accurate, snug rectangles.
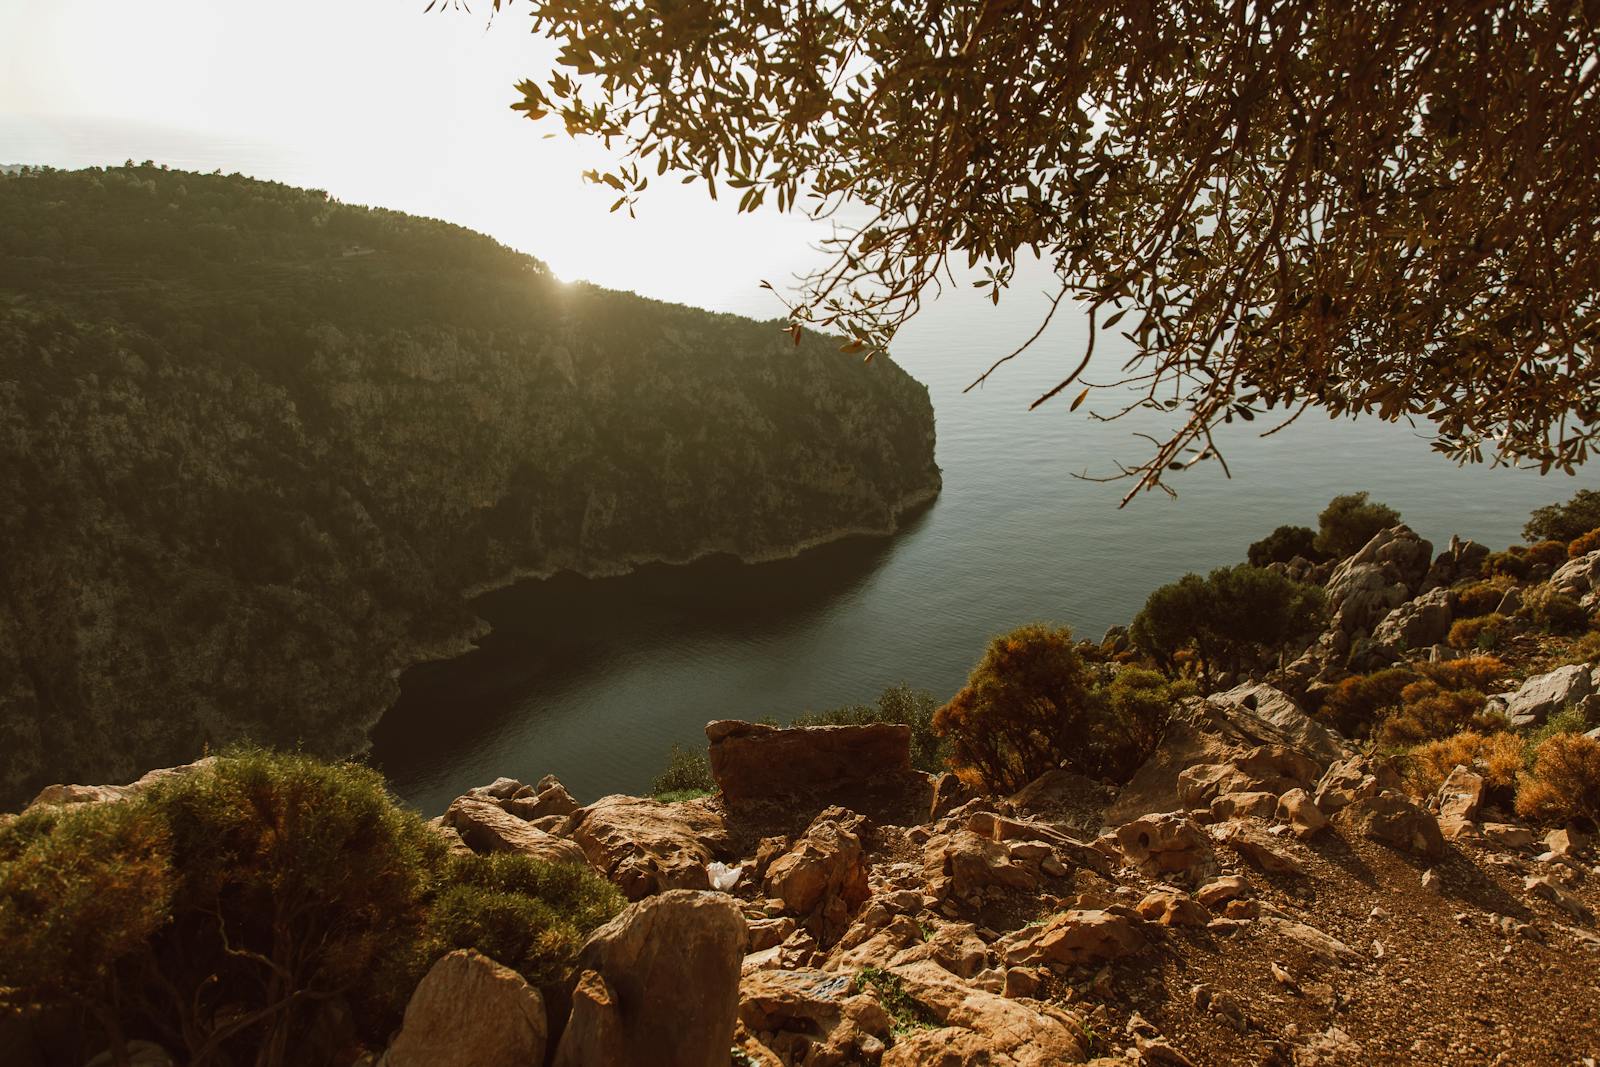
[378,688,1594,1066]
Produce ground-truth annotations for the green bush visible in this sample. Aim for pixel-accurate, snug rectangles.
[1314,492,1401,559]
[1453,580,1505,618]
[1246,525,1320,567]
[1523,586,1590,634]
[1131,564,1324,682]
[1524,540,1570,575]
[1101,667,1193,778]
[933,624,1100,792]
[1482,550,1532,581]
[1448,613,1510,650]
[792,683,949,773]
[652,743,716,798]
[1525,489,1600,544]
[0,751,621,1067]
[424,852,623,988]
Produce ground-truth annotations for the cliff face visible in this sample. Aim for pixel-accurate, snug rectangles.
[0,165,940,806]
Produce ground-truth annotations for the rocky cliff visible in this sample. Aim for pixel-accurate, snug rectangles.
[0,164,941,805]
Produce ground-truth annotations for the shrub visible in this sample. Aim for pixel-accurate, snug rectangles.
[933,624,1110,792]
[1247,525,1320,567]
[1415,655,1509,693]
[1452,581,1505,618]
[0,803,174,1058]
[1563,630,1600,666]
[1131,565,1324,682]
[1405,730,1524,797]
[424,852,623,988]
[1100,668,1193,780]
[1315,667,1418,738]
[1524,540,1570,574]
[0,751,622,1067]
[1377,680,1491,748]
[1525,489,1600,544]
[1314,492,1401,559]
[1448,613,1509,651]
[1516,732,1600,826]
[792,683,949,773]
[652,743,715,798]
[1569,527,1600,559]
[1522,586,1590,634]
[1482,550,1532,581]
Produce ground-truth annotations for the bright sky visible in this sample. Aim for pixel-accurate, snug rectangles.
[0,0,826,315]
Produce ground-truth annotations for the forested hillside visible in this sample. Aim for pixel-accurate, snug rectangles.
[0,165,940,805]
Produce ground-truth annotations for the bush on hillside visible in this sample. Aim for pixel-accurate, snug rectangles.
[792,683,949,773]
[423,851,623,988]
[933,624,1106,792]
[1569,527,1600,559]
[1377,679,1496,748]
[1525,489,1600,544]
[1516,732,1600,826]
[1246,525,1320,567]
[1314,492,1401,559]
[1482,550,1532,581]
[0,751,621,1067]
[1453,580,1506,619]
[1448,613,1510,651]
[652,743,716,798]
[1416,655,1509,693]
[1524,540,1570,575]
[1405,730,1524,798]
[1316,667,1419,738]
[1101,668,1195,780]
[1132,565,1324,683]
[1522,586,1591,634]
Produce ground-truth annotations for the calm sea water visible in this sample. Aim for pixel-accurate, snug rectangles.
[6,116,1586,814]
[369,267,1589,814]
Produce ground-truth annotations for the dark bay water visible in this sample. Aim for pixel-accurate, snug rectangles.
[371,267,1590,814]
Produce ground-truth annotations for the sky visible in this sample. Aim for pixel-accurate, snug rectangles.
[0,0,826,315]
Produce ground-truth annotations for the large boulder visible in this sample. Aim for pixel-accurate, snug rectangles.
[1325,526,1433,634]
[1421,536,1490,593]
[922,829,1037,907]
[561,795,730,900]
[879,960,1089,1065]
[1208,684,1351,765]
[1502,664,1599,728]
[1548,550,1600,608]
[386,950,547,1067]
[552,890,745,1067]
[1313,755,1403,815]
[1177,744,1323,808]
[706,720,912,806]
[1113,814,1217,883]
[765,808,872,942]
[442,797,590,867]
[1000,909,1146,969]
[736,968,892,1065]
[1338,792,1446,859]
[1372,587,1454,651]
[25,758,216,811]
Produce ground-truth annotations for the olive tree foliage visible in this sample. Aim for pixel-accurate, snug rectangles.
[466,0,1600,498]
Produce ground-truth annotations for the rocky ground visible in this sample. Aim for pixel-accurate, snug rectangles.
[417,681,1600,1067]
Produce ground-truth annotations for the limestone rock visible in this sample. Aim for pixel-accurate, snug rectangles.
[1194,875,1249,910]
[706,720,911,806]
[924,829,1037,906]
[554,890,745,1067]
[1339,792,1446,859]
[1277,788,1328,837]
[386,950,546,1067]
[25,758,216,811]
[1210,821,1308,876]
[1209,684,1351,765]
[1548,550,1600,607]
[562,794,730,900]
[502,777,580,821]
[737,968,891,1065]
[880,960,1089,1065]
[1179,746,1322,808]
[1437,765,1486,824]
[1209,791,1279,822]
[1136,889,1209,927]
[765,808,871,942]
[1421,537,1489,593]
[1314,755,1403,815]
[1114,814,1217,883]
[441,797,589,867]
[1372,587,1454,651]
[1502,664,1597,728]
[1002,909,1146,969]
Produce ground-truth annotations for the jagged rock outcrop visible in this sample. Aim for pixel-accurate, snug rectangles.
[0,165,941,807]
[441,796,589,867]
[560,795,731,900]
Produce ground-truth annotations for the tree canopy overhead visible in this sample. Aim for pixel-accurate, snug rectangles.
[481,0,1600,499]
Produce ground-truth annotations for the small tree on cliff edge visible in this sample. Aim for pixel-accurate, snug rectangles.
[1132,565,1325,684]
[470,1,1600,499]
